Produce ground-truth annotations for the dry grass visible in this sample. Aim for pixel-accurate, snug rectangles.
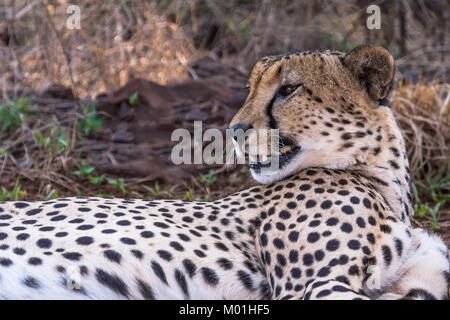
[1,1,203,99]
[391,80,449,233]
[393,80,449,183]
[161,0,449,80]
[1,0,448,100]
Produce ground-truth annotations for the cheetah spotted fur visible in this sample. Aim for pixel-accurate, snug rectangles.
[0,45,447,300]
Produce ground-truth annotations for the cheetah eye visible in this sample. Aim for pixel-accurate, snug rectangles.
[278,84,301,97]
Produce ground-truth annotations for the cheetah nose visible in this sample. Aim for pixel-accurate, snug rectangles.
[228,123,252,147]
[228,123,252,158]
[228,123,252,135]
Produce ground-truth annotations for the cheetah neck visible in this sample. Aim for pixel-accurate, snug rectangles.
[352,107,413,223]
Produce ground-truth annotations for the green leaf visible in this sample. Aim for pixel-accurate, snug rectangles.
[88,175,105,186]
[129,92,138,105]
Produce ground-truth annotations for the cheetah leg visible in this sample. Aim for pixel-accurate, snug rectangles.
[302,279,370,300]
[378,229,449,300]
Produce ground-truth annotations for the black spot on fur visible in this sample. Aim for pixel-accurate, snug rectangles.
[95,268,129,297]
[183,259,197,278]
[382,245,392,266]
[394,238,403,257]
[342,205,354,215]
[137,279,155,300]
[157,250,173,262]
[380,224,392,234]
[175,269,189,298]
[28,257,42,265]
[201,267,219,286]
[151,261,168,284]
[238,270,254,291]
[403,288,437,300]
[36,238,52,249]
[23,276,40,289]
[104,250,122,264]
[217,258,233,270]
[0,257,13,266]
[76,236,94,246]
[62,252,82,261]
[120,237,136,245]
[26,209,42,216]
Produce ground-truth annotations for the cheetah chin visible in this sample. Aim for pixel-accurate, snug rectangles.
[249,148,304,185]
[249,142,353,185]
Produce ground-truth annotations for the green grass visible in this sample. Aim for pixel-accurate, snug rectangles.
[88,174,106,186]
[143,181,170,198]
[0,148,12,157]
[0,180,26,201]
[199,169,216,186]
[182,188,211,202]
[106,178,127,194]
[77,104,104,137]
[0,98,36,132]
[412,159,450,228]
[128,92,139,105]
[33,125,69,155]
[73,164,95,176]
[183,188,195,201]
[46,188,60,200]
[73,164,129,194]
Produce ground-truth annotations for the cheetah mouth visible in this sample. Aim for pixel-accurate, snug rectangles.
[249,143,301,172]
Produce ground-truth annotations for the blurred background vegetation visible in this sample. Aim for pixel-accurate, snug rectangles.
[1,0,449,96]
[0,0,448,239]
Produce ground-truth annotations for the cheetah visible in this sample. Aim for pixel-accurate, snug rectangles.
[0,45,447,300]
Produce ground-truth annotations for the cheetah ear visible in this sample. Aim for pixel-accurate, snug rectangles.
[343,45,395,102]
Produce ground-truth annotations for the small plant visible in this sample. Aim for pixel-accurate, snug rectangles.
[0,180,26,201]
[53,126,69,153]
[88,174,106,186]
[229,173,243,184]
[95,194,114,198]
[0,98,36,132]
[412,159,450,228]
[0,147,12,158]
[77,104,104,137]
[74,187,83,197]
[47,188,59,200]
[199,170,216,186]
[107,177,127,194]
[33,125,69,155]
[182,188,211,202]
[195,194,210,202]
[33,132,51,151]
[228,166,249,184]
[183,189,195,201]
[73,164,95,177]
[144,181,170,198]
[128,92,139,105]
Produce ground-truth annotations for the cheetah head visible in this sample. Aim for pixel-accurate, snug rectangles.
[229,45,395,184]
